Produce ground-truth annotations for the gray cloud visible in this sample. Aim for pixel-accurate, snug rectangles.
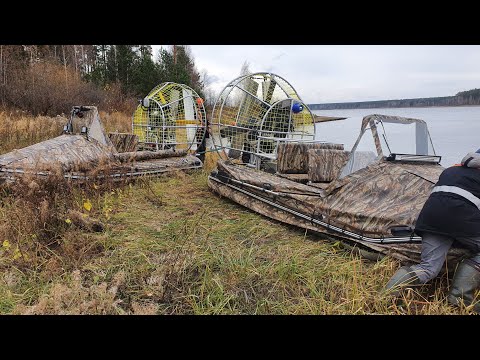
[152,45,480,104]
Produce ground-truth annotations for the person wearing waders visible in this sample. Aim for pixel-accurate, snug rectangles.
[384,149,480,312]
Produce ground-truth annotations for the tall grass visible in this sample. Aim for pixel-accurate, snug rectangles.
[99,111,132,134]
[0,112,473,314]
[0,169,466,314]
[0,111,65,153]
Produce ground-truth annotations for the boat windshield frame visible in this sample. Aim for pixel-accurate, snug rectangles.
[338,114,437,178]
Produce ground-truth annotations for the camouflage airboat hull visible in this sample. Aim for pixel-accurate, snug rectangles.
[208,160,470,265]
[0,135,202,183]
[0,106,203,184]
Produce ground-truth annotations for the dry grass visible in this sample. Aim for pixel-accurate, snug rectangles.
[0,111,66,153]
[99,111,132,134]
[0,169,470,315]
[0,111,475,315]
[202,150,222,173]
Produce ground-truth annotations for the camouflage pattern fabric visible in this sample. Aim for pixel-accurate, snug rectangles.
[208,160,470,264]
[318,161,445,238]
[108,133,139,153]
[277,142,344,174]
[113,149,187,163]
[0,135,115,172]
[307,149,350,182]
[369,120,384,157]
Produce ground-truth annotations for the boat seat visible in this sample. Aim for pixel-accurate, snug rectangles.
[277,142,344,174]
[307,148,350,182]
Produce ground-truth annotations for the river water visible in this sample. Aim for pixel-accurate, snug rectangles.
[313,106,480,167]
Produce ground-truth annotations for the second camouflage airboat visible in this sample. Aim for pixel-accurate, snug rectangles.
[0,82,207,183]
[207,72,471,265]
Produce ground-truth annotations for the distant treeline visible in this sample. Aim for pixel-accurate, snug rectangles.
[309,88,480,110]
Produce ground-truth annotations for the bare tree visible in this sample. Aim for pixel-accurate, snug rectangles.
[239,60,252,76]
[200,69,218,106]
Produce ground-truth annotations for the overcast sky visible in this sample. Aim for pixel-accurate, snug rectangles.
[151,45,480,104]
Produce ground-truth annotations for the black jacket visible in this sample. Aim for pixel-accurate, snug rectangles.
[415,165,480,238]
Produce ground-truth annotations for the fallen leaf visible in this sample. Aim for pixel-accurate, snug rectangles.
[13,248,22,260]
[83,200,92,212]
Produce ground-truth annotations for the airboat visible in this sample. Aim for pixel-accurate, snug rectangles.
[207,72,471,265]
[0,82,206,183]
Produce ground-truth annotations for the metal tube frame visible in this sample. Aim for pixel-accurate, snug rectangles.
[211,72,309,160]
[133,82,206,151]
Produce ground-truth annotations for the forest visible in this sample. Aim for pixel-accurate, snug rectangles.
[0,45,210,116]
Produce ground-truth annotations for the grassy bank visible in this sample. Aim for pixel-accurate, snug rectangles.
[1,168,466,314]
[0,112,471,314]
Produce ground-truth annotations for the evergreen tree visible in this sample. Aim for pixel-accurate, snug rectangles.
[85,45,110,87]
[156,47,175,84]
[115,45,136,93]
[131,45,161,96]
[105,45,118,84]
[156,45,204,98]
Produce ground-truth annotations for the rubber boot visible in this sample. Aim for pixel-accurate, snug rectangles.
[383,265,421,297]
[447,255,480,313]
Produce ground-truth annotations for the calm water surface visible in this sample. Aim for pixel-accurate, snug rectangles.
[313,106,480,167]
